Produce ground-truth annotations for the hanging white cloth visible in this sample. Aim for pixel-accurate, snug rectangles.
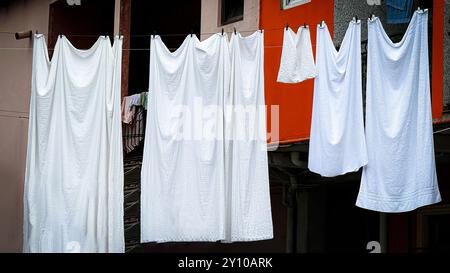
[277,26,317,83]
[141,34,229,243]
[23,35,124,252]
[224,31,273,242]
[308,20,368,177]
[356,10,441,212]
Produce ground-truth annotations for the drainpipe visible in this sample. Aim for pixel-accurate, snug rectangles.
[289,152,309,253]
[379,213,387,253]
[290,151,308,168]
[283,174,297,253]
[296,187,308,253]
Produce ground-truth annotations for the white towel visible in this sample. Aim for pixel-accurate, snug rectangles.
[141,34,229,243]
[308,20,368,177]
[224,31,273,242]
[356,10,441,212]
[23,35,124,252]
[277,26,317,83]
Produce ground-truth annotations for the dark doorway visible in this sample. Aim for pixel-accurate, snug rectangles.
[127,0,202,95]
[48,0,115,50]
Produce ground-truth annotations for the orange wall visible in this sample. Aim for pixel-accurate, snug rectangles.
[260,0,334,144]
[261,0,446,144]
[432,0,444,119]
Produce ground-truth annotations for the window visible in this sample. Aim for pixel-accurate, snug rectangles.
[48,0,114,50]
[281,0,311,10]
[220,0,244,26]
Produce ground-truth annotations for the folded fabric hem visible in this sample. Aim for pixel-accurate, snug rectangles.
[276,73,317,84]
[141,236,226,244]
[308,160,368,178]
[221,235,274,243]
[356,190,442,213]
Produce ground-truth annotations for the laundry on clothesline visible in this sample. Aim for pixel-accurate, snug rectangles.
[356,9,441,213]
[140,91,149,110]
[24,34,124,253]
[21,10,442,254]
[225,31,273,242]
[385,0,414,24]
[121,93,140,124]
[141,33,230,243]
[141,31,273,243]
[277,25,317,83]
[121,91,149,153]
[308,19,368,177]
[121,91,148,124]
[122,107,145,153]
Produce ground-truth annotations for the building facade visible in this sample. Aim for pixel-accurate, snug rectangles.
[0,0,449,253]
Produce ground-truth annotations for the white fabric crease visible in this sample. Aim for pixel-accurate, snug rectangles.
[141,34,229,243]
[308,20,368,177]
[356,10,441,212]
[224,31,273,242]
[23,35,124,253]
[277,26,317,83]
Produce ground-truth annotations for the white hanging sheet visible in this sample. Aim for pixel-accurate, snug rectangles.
[356,10,441,212]
[23,35,124,252]
[224,31,273,242]
[277,26,317,83]
[141,34,229,243]
[308,20,368,177]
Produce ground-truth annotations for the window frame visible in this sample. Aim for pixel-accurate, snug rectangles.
[281,0,311,10]
[220,0,244,26]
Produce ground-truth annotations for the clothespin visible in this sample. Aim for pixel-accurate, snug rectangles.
[355,16,358,22]
[233,27,237,35]
[190,29,194,37]
[304,23,307,28]
[152,30,156,39]
[285,23,289,30]
[221,28,224,36]
[320,21,324,28]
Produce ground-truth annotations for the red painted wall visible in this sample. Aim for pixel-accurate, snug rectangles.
[432,0,444,119]
[261,0,445,144]
[260,0,334,144]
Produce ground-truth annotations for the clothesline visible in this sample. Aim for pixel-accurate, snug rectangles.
[0,26,301,52]
[0,113,28,119]
[0,25,315,38]
[0,109,28,114]
[0,109,29,119]
[0,46,285,51]
[0,21,410,51]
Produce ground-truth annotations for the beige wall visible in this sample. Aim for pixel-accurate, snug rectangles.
[200,0,260,40]
[0,0,56,253]
[0,0,121,253]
